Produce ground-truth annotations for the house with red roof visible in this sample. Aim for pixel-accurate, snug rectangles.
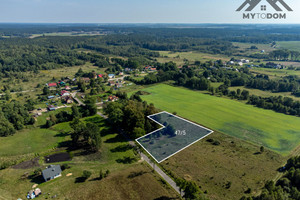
[48,83,57,88]
[61,90,70,97]
[108,96,119,102]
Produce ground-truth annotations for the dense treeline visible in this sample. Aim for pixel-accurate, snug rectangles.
[0,101,35,136]
[241,156,300,200]
[103,91,160,138]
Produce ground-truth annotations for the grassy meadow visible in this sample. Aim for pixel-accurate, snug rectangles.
[161,131,284,200]
[156,51,230,65]
[138,84,300,155]
[251,67,300,78]
[277,41,300,52]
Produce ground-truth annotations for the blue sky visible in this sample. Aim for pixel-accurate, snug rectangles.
[0,0,299,23]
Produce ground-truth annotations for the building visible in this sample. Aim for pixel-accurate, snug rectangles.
[98,74,104,78]
[61,90,70,97]
[62,96,73,104]
[108,96,119,102]
[108,81,115,86]
[65,86,71,90]
[108,74,115,79]
[48,96,55,99]
[42,165,62,182]
[81,77,90,83]
[47,105,56,111]
[48,83,57,88]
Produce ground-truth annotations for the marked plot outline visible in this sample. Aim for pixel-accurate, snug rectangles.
[136,111,213,163]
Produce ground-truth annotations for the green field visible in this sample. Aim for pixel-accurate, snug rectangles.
[277,41,300,52]
[0,129,62,157]
[139,84,300,155]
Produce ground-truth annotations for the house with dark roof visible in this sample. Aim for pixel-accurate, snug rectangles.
[42,165,62,182]
[47,105,56,111]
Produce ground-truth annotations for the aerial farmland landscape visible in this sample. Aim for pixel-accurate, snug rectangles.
[1,0,300,200]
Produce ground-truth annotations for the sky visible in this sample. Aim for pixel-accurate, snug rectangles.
[0,0,299,24]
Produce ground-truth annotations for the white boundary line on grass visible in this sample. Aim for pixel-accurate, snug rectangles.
[136,111,214,163]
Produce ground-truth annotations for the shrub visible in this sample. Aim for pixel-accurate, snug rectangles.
[61,164,71,171]
[212,141,220,146]
[82,170,92,179]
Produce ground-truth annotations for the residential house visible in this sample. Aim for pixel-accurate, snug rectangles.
[119,72,124,76]
[48,96,55,99]
[124,68,133,72]
[81,77,90,83]
[59,81,66,86]
[62,96,73,104]
[115,83,123,88]
[108,81,115,86]
[98,74,104,78]
[61,90,70,97]
[108,74,115,79]
[65,86,71,90]
[42,165,62,182]
[48,83,57,88]
[47,105,56,111]
[108,96,119,102]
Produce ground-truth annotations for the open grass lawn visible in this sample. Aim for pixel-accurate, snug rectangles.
[229,86,300,101]
[277,41,300,52]
[0,115,179,200]
[161,132,284,200]
[251,67,300,78]
[0,128,62,157]
[138,84,300,155]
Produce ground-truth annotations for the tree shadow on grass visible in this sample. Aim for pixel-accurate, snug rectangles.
[84,116,106,124]
[57,140,73,148]
[127,171,147,179]
[28,175,44,185]
[105,134,125,143]
[75,177,87,183]
[110,144,133,153]
[116,156,138,164]
[54,131,70,137]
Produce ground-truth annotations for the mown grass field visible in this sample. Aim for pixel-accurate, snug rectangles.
[0,129,62,157]
[0,116,179,200]
[139,84,300,155]
[277,41,300,52]
[161,131,284,200]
